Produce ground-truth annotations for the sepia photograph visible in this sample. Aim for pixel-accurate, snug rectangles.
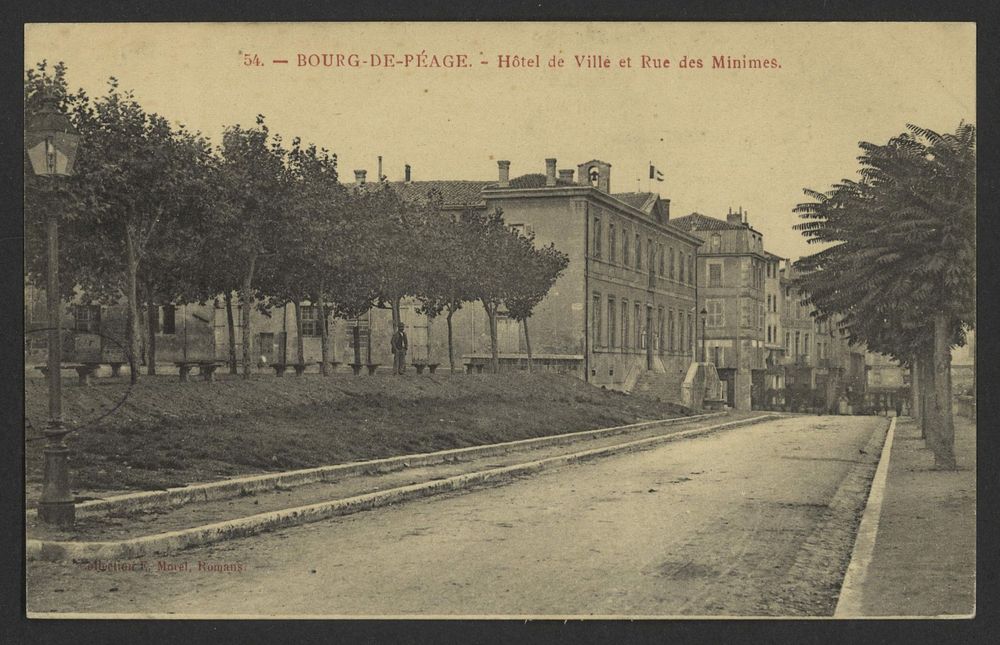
[21,21,975,620]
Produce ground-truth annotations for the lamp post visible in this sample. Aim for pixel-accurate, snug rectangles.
[26,89,81,526]
[700,307,708,363]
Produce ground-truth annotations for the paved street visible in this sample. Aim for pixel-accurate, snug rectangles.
[27,414,887,617]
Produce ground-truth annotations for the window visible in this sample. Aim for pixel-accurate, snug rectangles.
[72,304,100,333]
[634,302,641,349]
[162,305,177,335]
[635,234,642,270]
[679,252,685,282]
[623,229,631,266]
[709,263,723,288]
[657,307,664,354]
[592,293,602,348]
[689,256,695,285]
[668,309,675,351]
[593,217,602,258]
[621,300,630,349]
[706,299,724,327]
[710,234,721,252]
[668,247,675,279]
[786,331,791,351]
[301,305,323,337]
[687,312,694,353]
[679,308,685,349]
[608,296,617,348]
[609,223,617,263]
[657,244,664,276]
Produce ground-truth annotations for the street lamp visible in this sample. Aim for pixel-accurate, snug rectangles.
[26,89,81,526]
[700,307,708,363]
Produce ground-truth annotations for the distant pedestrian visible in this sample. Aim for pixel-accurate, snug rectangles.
[391,323,408,375]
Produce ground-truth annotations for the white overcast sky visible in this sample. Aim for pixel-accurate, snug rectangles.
[25,22,975,261]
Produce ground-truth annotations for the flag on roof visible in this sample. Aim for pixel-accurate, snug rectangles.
[649,164,664,182]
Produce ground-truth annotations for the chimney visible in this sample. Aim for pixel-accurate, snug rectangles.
[545,158,557,187]
[558,169,574,183]
[354,169,367,186]
[404,164,411,183]
[377,156,383,182]
[657,198,671,221]
[726,206,742,225]
[498,160,510,188]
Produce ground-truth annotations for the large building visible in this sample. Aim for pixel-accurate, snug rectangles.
[402,158,703,396]
[779,259,868,412]
[672,208,767,410]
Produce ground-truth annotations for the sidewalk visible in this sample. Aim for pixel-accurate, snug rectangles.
[849,414,976,617]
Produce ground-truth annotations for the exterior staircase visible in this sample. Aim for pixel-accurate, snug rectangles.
[631,370,684,404]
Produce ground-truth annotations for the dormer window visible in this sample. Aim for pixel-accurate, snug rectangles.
[589,167,600,186]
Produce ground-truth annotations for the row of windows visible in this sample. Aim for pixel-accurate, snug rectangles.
[69,304,180,335]
[592,216,694,285]
[591,292,694,353]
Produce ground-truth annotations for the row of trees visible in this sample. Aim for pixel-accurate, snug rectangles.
[25,61,568,381]
[793,123,975,469]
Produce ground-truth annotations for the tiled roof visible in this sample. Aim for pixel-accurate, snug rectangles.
[505,173,576,189]
[611,192,658,213]
[671,212,746,232]
[386,180,495,207]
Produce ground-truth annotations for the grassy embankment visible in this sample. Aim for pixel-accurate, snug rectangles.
[25,372,691,493]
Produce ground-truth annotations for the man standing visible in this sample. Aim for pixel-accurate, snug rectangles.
[391,323,408,375]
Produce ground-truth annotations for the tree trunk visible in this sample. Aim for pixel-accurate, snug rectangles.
[125,232,141,385]
[931,314,956,469]
[447,308,455,373]
[293,300,305,366]
[920,348,934,440]
[353,318,362,366]
[318,283,330,376]
[483,301,499,374]
[146,291,157,376]
[910,360,920,428]
[523,318,533,373]
[225,291,238,374]
[240,253,257,380]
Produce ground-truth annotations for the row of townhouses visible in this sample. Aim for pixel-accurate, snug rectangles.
[25,156,911,412]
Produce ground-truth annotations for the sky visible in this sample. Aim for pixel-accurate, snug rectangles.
[25,22,975,261]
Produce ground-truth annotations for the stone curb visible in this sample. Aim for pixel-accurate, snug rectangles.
[31,411,728,519]
[834,415,897,617]
[26,414,775,562]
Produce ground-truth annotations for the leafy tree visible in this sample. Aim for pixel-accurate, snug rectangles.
[794,123,975,468]
[25,63,212,383]
[460,207,540,374]
[416,211,477,373]
[504,236,570,372]
[219,116,290,378]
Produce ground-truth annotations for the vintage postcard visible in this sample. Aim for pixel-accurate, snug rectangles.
[22,22,975,619]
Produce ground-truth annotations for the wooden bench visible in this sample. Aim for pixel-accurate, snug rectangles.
[36,363,101,386]
[316,360,341,374]
[366,363,380,375]
[348,363,380,375]
[174,361,201,382]
[412,362,441,375]
[464,362,485,374]
[37,361,127,381]
[197,361,224,382]
[270,363,308,377]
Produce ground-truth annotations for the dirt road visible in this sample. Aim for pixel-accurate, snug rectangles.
[27,414,887,617]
